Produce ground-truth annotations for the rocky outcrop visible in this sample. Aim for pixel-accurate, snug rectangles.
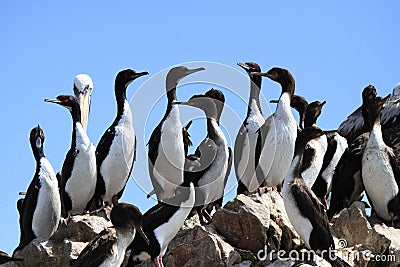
[211,192,302,255]
[332,201,400,267]
[5,196,400,267]
[4,215,111,267]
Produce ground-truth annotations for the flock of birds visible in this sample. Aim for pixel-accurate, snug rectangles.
[2,62,400,267]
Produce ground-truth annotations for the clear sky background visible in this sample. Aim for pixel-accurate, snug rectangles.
[1,1,399,255]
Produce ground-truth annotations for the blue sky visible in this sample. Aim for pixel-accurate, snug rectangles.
[1,1,399,254]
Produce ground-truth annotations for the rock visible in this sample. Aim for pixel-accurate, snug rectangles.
[7,195,400,267]
[372,223,400,267]
[181,212,201,230]
[10,214,111,267]
[163,225,241,267]
[332,201,391,255]
[51,215,112,242]
[212,192,303,254]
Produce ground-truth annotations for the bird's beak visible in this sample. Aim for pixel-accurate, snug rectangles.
[44,98,61,104]
[184,120,193,130]
[321,101,327,107]
[76,93,91,131]
[185,67,205,76]
[133,71,149,78]
[251,72,269,77]
[270,99,279,103]
[137,227,149,245]
[237,62,250,71]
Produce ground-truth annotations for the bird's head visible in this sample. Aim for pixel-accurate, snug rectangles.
[73,74,93,130]
[111,203,149,245]
[237,62,261,75]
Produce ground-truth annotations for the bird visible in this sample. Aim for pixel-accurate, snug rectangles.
[0,251,23,264]
[45,95,97,222]
[127,180,195,267]
[362,93,400,224]
[73,74,94,131]
[186,89,232,223]
[176,93,230,225]
[253,67,298,193]
[93,69,148,213]
[311,129,348,209]
[72,203,148,267]
[234,62,265,195]
[272,95,348,208]
[327,133,368,220]
[283,127,350,267]
[327,85,378,219]
[302,101,348,208]
[271,94,308,131]
[147,66,204,201]
[297,100,328,189]
[14,125,61,253]
[338,82,400,165]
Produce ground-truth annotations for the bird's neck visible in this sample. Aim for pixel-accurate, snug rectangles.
[304,117,317,128]
[163,82,178,120]
[166,78,178,103]
[32,146,44,162]
[289,142,307,181]
[280,77,295,97]
[115,86,128,117]
[276,93,293,119]
[247,76,262,117]
[361,106,371,133]
[206,118,223,143]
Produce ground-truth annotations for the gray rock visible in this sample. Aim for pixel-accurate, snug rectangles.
[164,225,241,267]
[212,192,302,254]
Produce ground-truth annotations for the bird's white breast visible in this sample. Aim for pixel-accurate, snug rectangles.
[197,120,228,204]
[283,156,313,249]
[99,228,136,267]
[153,106,185,200]
[259,94,297,187]
[32,157,61,239]
[302,135,328,188]
[320,134,348,193]
[362,126,399,221]
[153,184,195,257]
[66,123,97,215]
[237,99,264,192]
[100,100,135,203]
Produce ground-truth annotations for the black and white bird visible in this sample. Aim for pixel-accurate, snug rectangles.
[271,94,308,131]
[72,203,148,267]
[0,251,23,264]
[327,85,377,219]
[45,95,96,222]
[14,125,61,253]
[362,94,400,224]
[298,100,328,189]
[177,93,230,225]
[283,127,350,267]
[73,74,94,131]
[302,101,348,208]
[127,180,195,267]
[253,67,298,192]
[338,82,400,165]
[234,62,265,195]
[147,66,204,201]
[311,128,348,209]
[93,69,148,211]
